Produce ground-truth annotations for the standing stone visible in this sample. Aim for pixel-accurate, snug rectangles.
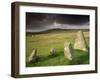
[64,42,73,60]
[28,49,38,62]
[74,30,87,51]
[50,48,56,56]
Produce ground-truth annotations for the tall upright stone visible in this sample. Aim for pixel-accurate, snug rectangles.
[64,42,73,60]
[28,49,38,62]
[74,30,87,51]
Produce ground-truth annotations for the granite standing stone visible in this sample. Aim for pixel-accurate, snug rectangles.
[74,30,87,51]
[50,48,56,56]
[28,49,38,62]
[64,42,73,60]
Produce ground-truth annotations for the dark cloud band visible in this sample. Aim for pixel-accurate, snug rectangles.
[26,12,89,32]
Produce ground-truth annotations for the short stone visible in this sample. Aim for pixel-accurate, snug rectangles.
[50,48,56,56]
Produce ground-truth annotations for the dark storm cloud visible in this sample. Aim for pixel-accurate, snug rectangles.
[56,15,89,25]
[26,12,89,32]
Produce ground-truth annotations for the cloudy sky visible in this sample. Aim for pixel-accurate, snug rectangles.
[26,12,89,32]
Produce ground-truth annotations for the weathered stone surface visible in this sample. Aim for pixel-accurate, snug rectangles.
[74,30,87,51]
[50,48,56,55]
[64,42,73,60]
[28,49,38,62]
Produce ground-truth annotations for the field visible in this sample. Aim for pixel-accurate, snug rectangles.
[26,29,89,67]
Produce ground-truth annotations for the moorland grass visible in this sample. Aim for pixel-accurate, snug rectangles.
[26,30,89,67]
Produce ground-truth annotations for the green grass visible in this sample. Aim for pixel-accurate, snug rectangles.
[26,30,89,67]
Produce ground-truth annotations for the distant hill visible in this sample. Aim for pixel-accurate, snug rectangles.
[26,28,89,35]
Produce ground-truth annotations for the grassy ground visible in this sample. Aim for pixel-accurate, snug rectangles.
[26,30,89,67]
